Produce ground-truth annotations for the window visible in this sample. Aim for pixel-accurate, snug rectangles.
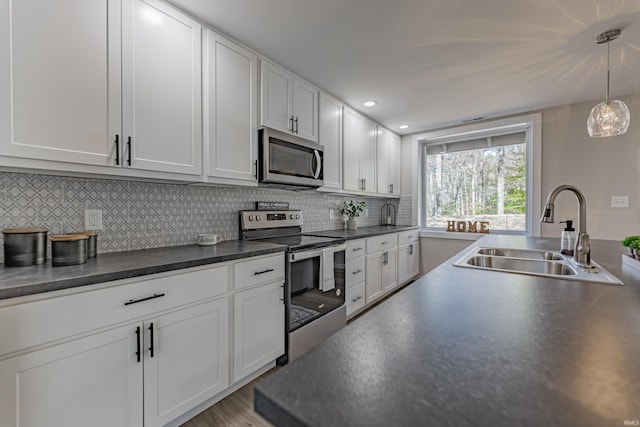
[419,114,541,235]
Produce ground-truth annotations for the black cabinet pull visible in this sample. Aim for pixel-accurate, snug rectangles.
[294,117,299,134]
[114,135,120,166]
[126,136,132,166]
[254,268,274,275]
[135,326,141,363]
[352,247,362,252]
[352,269,362,275]
[124,293,165,306]
[149,322,155,358]
[253,159,258,179]
[352,295,362,302]
[409,244,414,255]
[289,115,294,132]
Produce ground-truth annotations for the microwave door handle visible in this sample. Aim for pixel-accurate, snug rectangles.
[313,150,321,179]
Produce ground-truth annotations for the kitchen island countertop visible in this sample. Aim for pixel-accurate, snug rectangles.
[255,235,640,427]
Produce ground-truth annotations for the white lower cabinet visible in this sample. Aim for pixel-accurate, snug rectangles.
[398,242,420,285]
[0,323,143,427]
[365,247,397,304]
[233,281,285,382]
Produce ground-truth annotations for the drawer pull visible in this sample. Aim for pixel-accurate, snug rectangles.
[352,247,363,252]
[383,252,389,265]
[381,241,389,245]
[135,326,141,363]
[352,296,362,302]
[352,269,363,275]
[148,322,155,358]
[124,293,165,306]
[254,268,275,275]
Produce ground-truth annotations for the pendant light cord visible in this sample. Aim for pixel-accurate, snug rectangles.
[606,39,610,102]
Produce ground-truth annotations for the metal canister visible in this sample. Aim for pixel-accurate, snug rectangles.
[50,234,88,267]
[68,232,98,258]
[2,228,48,266]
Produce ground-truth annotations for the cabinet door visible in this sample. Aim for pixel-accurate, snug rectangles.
[205,30,258,183]
[0,323,143,427]
[233,281,285,382]
[360,117,377,193]
[382,248,398,293]
[121,0,202,175]
[144,298,229,427]
[260,60,292,134]
[389,131,402,195]
[376,127,390,195]
[365,252,384,303]
[319,93,342,189]
[292,78,318,142]
[342,106,362,192]
[0,0,120,167]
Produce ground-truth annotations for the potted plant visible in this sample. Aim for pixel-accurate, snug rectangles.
[341,200,366,230]
[622,235,640,259]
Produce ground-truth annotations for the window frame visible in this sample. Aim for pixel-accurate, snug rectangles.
[417,113,541,237]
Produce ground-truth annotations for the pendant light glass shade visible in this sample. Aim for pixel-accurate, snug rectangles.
[587,29,630,138]
[587,100,630,138]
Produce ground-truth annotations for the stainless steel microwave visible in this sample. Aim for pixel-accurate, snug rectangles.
[259,128,324,188]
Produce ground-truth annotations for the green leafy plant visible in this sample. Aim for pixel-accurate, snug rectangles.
[341,200,366,218]
[622,235,640,258]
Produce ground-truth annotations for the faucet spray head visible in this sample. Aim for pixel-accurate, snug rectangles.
[540,203,554,223]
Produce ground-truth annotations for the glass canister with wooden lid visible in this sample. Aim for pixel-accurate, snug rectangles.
[2,227,48,266]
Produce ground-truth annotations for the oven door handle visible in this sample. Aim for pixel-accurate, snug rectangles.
[289,243,346,262]
[312,150,321,179]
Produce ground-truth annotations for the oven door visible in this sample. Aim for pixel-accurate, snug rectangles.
[288,244,345,332]
[260,128,323,187]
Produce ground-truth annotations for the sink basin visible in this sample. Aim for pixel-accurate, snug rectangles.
[465,256,576,276]
[454,246,623,285]
[476,248,564,261]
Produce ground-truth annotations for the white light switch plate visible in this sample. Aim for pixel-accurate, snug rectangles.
[611,196,629,208]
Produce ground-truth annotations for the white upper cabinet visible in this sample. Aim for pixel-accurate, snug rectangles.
[342,106,376,194]
[0,0,202,177]
[204,30,258,185]
[121,0,202,175]
[0,0,121,167]
[318,92,343,190]
[260,60,318,142]
[377,126,401,196]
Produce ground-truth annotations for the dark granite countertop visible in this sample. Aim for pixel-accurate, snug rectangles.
[0,240,286,300]
[306,225,419,240]
[255,235,640,427]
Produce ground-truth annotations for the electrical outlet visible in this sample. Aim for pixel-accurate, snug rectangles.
[329,209,335,219]
[611,196,629,208]
[84,209,103,231]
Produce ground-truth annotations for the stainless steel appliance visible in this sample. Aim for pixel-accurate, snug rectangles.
[240,209,345,362]
[259,128,324,188]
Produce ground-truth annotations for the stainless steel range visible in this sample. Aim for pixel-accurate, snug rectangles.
[240,209,346,363]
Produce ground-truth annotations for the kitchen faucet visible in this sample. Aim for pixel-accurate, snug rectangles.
[540,185,590,266]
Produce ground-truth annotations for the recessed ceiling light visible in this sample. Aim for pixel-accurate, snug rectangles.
[363,100,377,107]
[399,124,410,129]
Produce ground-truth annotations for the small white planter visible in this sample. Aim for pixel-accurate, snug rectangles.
[346,218,358,230]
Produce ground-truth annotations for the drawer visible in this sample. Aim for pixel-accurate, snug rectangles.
[366,233,397,254]
[346,257,366,289]
[234,253,285,291]
[397,229,419,245]
[0,264,229,357]
[346,239,366,260]
[346,282,366,317]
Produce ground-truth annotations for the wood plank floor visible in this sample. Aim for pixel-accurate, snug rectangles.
[180,370,276,427]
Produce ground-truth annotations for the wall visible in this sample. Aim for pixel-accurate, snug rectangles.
[540,92,640,240]
[0,172,410,262]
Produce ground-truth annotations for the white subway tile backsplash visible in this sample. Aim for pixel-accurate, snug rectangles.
[0,172,412,262]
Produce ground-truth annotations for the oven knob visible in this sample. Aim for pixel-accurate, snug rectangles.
[248,215,255,221]
[290,214,295,219]
[256,215,262,221]
[336,289,341,297]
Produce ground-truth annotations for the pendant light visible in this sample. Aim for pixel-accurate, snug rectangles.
[587,29,630,138]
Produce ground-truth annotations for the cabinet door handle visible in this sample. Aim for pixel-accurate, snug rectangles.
[135,326,141,363]
[363,178,366,190]
[254,268,274,275]
[126,136,132,166]
[390,183,393,194]
[409,244,414,255]
[352,295,362,302]
[124,293,165,306]
[114,135,120,166]
[253,159,258,179]
[294,116,299,134]
[383,252,389,265]
[352,269,362,275]
[289,115,294,132]
[352,247,362,252]
[148,322,155,358]
[281,283,285,303]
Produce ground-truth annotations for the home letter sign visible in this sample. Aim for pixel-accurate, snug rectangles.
[446,220,490,234]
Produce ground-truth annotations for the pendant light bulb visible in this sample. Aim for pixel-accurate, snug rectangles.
[587,29,630,138]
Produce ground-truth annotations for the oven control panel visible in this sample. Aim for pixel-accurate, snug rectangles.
[240,210,303,229]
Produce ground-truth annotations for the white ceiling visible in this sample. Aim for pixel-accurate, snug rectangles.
[169,0,640,135]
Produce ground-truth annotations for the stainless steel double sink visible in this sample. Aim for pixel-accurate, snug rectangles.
[454,246,623,285]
